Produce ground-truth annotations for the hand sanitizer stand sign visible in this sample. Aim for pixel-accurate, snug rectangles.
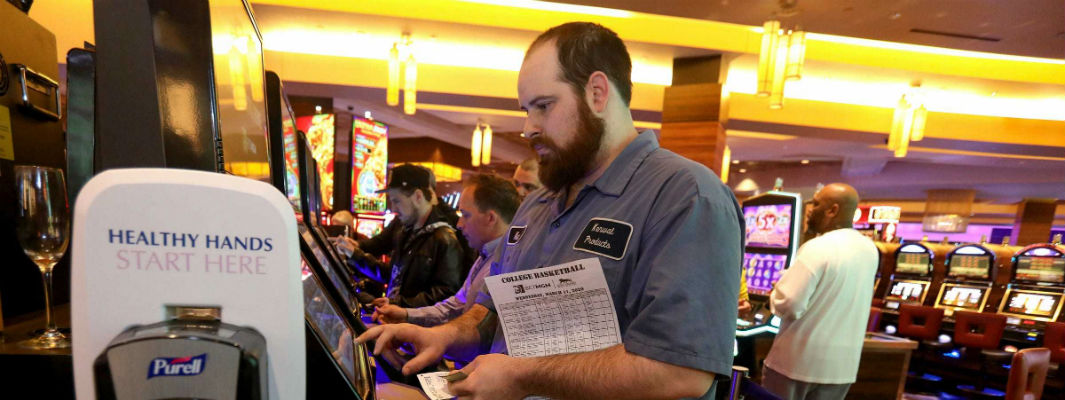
[71,169,304,400]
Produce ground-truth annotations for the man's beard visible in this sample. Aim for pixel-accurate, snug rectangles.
[529,97,605,193]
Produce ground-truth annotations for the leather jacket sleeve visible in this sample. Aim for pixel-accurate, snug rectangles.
[358,221,399,257]
[393,227,466,308]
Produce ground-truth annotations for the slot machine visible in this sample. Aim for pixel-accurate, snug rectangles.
[266,71,376,399]
[996,242,1065,345]
[873,241,900,301]
[883,243,936,311]
[934,244,1001,318]
[735,191,802,335]
[732,191,801,378]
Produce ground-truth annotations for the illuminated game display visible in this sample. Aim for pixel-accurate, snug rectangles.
[298,114,336,210]
[281,108,301,214]
[886,280,930,303]
[937,283,987,311]
[895,244,932,275]
[999,290,1064,321]
[743,253,787,295]
[351,117,388,213]
[743,204,793,249]
[1015,256,1065,283]
[949,254,991,279]
[355,215,386,238]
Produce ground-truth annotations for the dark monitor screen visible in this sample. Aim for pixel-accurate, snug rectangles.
[300,257,359,389]
[1015,256,1065,283]
[885,280,929,303]
[301,225,356,311]
[743,204,794,249]
[743,252,787,296]
[298,131,322,227]
[936,283,988,311]
[949,255,991,279]
[999,290,1064,321]
[211,0,271,184]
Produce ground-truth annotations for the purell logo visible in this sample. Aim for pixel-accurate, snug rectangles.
[147,353,207,379]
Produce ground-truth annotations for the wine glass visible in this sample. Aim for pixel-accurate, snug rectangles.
[14,165,71,349]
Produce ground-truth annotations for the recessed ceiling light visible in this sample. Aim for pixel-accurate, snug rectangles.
[364,111,373,119]
[800,159,810,164]
[732,160,740,164]
[315,105,322,113]
[889,12,902,20]
[990,91,997,97]
[738,168,747,173]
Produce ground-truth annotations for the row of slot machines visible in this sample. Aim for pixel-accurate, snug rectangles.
[266,73,380,399]
[875,236,1065,345]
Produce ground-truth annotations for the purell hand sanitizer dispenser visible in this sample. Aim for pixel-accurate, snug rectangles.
[72,169,305,400]
[93,306,268,400]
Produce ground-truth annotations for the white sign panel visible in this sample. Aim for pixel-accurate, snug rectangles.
[71,169,304,400]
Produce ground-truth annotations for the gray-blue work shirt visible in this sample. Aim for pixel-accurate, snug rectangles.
[476,130,744,398]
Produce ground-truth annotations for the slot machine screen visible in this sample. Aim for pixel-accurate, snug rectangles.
[301,227,356,310]
[211,0,271,184]
[999,290,1064,321]
[300,258,359,389]
[351,117,388,213]
[1015,256,1065,283]
[281,100,302,214]
[355,215,385,238]
[937,284,987,311]
[948,255,991,279]
[743,253,787,296]
[886,280,929,303]
[895,252,931,275]
[297,114,336,210]
[743,204,794,249]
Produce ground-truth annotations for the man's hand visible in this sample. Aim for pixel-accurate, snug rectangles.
[373,304,408,324]
[356,323,451,375]
[738,299,752,316]
[333,236,359,258]
[448,354,530,400]
[371,297,390,308]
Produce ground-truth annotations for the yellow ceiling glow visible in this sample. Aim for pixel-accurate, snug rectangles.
[260,28,672,86]
[460,0,634,19]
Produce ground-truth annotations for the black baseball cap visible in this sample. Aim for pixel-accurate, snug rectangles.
[376,164,432,193]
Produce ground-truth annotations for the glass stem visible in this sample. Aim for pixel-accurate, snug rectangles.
[41,267,57,333]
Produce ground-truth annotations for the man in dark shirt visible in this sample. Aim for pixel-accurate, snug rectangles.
[336,164,468,308]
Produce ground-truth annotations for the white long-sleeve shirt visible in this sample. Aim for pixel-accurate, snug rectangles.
[764,228,877,384]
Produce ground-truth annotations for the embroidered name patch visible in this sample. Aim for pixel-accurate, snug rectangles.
[507,225,527,245]
[572,218,632,260]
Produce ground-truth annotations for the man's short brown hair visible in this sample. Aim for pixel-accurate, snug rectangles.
[527,22,633,105]
[464,174,521,224]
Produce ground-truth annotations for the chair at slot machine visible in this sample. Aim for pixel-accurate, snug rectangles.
[868,307,883,333]
[1043,322,1065,394]
[1003,348,1050,400]
[897,305,948,392]
[948,311,1011,398]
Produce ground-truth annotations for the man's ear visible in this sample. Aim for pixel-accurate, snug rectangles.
[585,71,611,114]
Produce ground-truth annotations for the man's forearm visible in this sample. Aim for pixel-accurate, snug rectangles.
[431,304,490,360]
[516,345,715,400]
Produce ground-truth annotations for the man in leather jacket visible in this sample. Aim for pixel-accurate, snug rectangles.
[337,164,469,309]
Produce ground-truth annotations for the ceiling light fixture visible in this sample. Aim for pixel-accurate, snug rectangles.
[386,34,418,114]
[470,121,493,167]
[721,146,731,184]
[757,20,806,109]
[887,83,928,158]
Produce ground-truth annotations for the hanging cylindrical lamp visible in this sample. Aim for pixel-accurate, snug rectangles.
[403,52,417,115]
[910,105,927,141]
[387,43,400,106]
[768,36,789,109]
[784,29,805,80]
[756,20,780,97]
[480,124,493,166]
[471,124,483,167]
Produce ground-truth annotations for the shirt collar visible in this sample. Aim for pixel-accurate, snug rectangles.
[590,130,659,197]
[480,236,503,258]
